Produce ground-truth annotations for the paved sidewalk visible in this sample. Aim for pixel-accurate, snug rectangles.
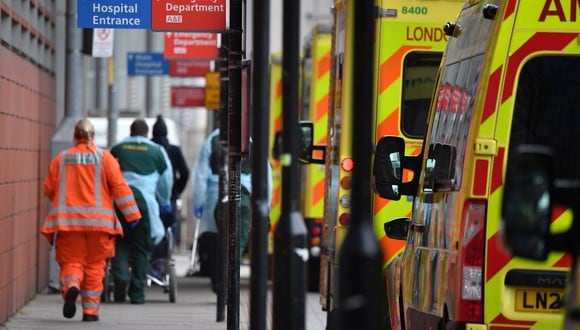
[1,253,327,330]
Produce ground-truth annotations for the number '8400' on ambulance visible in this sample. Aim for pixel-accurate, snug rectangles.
[373,0,580,329]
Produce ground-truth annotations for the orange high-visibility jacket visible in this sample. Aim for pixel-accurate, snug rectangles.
[41,141,141,242]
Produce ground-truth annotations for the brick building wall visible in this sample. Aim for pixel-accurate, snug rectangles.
[0,1,56,323]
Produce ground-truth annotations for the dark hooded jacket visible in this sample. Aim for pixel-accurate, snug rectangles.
[152,115,190,201]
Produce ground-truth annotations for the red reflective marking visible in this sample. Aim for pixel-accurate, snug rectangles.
[553,253,571,268]
[486,232,513,282]
[504,0,517,20]
[502,33,577,103]
[275,79,283,99]
[551,205,566,223]
[491,313,536,327]
[551,207,572,268]
[491,147,505,193]
[473,159,488,195]
[482,67,502,123]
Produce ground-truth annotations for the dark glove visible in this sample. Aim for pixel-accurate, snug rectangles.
[161,212,175,228]
[160,204,175,228]
[160,204,172,214]
[194,205,203,219]
[130,219,141,229]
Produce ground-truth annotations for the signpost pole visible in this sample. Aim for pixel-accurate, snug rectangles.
[216,38,229,323]
[228,0,244,328]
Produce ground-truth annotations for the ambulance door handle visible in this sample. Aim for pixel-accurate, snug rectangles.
[411,224,425,233]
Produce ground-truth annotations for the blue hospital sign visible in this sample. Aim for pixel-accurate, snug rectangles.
[77,0,152,29]
[127,52,168,76]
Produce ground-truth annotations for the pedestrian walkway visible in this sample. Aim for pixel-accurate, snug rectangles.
[0,253,327,330]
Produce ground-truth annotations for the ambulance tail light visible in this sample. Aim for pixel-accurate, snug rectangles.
[340,176,351,189]
[341,158,354,172]
[338,213,350,226]
[339,157,353,228]
[309,218,324,257]
[457,199,486,323]
[310,219,323,244]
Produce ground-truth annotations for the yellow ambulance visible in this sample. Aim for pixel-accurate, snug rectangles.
[269,53,315,281]
[268,29,331,290]
[299,24,332,292]
[374,0,579,328]
[309,0,464,321]
[371,0,464,328]
[268,53,283,263]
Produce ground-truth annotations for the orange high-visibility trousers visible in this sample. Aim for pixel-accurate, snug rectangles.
[55,231,115,317]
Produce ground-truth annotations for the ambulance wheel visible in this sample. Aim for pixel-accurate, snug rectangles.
[101,260,113,302]
[101,278,110,302]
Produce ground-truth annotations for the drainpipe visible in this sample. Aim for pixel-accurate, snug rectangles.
[106,35,118,148]
[65,0,83,120]
[50,0,85,156]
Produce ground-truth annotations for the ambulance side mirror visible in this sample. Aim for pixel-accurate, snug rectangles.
[271,121,325,165]
[298,121,314,164]
[298,121,325,165]
[272,131,282,160]
[373,136,421,200]
[501,145,554,261]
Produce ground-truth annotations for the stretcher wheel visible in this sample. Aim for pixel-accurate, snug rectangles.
[101,259,113,302]
[169,267,177,303]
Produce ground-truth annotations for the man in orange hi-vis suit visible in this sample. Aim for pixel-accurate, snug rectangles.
[41,119,141,322]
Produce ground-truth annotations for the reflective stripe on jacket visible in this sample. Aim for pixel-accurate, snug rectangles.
[42,141,141,241]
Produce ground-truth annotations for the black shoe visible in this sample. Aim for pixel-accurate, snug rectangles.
[82,314,99,322]
[63,287,79,319]
[114,281,127,303]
